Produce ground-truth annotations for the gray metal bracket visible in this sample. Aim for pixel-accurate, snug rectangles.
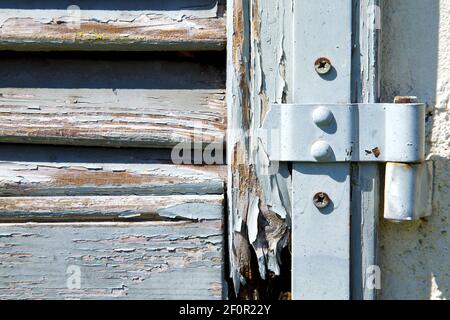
[260,102,433,222]
[260,103,425,163]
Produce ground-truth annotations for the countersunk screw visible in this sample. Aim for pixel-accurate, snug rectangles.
[313,192,330,209]
[314,57,332,75]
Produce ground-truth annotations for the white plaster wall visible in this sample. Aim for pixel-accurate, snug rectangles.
[380,0,449,299]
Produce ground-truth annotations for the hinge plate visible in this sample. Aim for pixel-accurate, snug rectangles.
[260,103,425,163]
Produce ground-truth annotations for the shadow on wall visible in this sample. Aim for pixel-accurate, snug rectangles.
[380,0,449,300]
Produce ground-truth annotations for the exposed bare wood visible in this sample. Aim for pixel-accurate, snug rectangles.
[0,1,226,51]
[0,89,226,148]
[0,194,223,222]
[0,162,225,196]
[227,0,253,298]
[0,1,228,301]
[0,221,224,299]
[227,0,293,299]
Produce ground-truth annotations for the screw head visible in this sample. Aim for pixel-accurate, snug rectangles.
[312,106,333,127]
[314,57,332,75]
[311,140,332,161]
[313,192,330,209]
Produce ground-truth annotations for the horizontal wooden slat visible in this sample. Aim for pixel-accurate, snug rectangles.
[0,1,226,51]
[0,194,223,222]
[0,221,224,299]
[0,52,226,147]
[0,88,226,148]
[0,162,225,196]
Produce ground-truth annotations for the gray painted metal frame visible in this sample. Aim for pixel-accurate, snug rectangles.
[291,0,353,300]
[292,164,351,299]
[351,0,381,301]
[226,0,431,300]
[280,0,429,300]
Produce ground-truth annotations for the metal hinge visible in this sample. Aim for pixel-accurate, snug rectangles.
[285,0,433,299]
[260,102,433,221]
[260,103,425,162]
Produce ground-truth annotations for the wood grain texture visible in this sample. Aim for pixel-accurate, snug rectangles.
[0,89,226,148]
[0,1,228,300]
[227,0,293,299]
[0,162,225,196]
[0,195,223,222]
[0,221,224,299]
[0,1,226,51]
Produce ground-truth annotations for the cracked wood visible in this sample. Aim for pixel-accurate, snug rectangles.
[0,162,225,196]
[0,89,226,148]
[0,195,223,222]
[0,0,226,51]
[227,0,293,299]
[0,221,224,299]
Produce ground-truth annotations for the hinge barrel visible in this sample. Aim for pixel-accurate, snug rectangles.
[384,161,434,221]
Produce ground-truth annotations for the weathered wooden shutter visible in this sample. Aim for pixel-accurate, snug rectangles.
[0,1,227,299]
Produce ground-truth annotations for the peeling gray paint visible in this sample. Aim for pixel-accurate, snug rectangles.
[0,1,225,51]
[227,0,293,298]
[0,162,225,196]
[0,195,224,222]
[0,221,224,300]
[0,0,227,300]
